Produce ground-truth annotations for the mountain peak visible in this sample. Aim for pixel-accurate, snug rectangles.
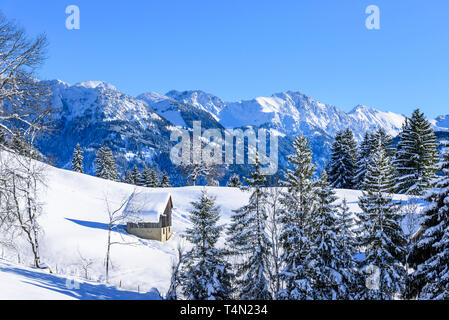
[165,90,225,118]
[349,104,376,114]
[74,81,117,91]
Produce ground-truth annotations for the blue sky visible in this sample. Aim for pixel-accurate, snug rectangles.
[2,0,448,117]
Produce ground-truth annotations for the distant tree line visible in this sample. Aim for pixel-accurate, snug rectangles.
[71,144,171,188]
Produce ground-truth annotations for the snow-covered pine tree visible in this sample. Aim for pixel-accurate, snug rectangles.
[72,143,84,173]
[0,128,6,147]
[11,134,41,160]
[277,133,316,300]
[328,129,357,189]
[335,198,360,299]
[307,171,356,300]
[181,190,232,300]
[353,133,375,190]
[357,141,406,300]
[151,169,160,187]
[394,109,439,195]
[408,140,449,300]
[227,155,272,300]
[160,171,171,188]
[226,174,242,188]
[127,165,140,185]
[374,129,395,158]
[142,166,158,188]
[141,166,152,187]
[354,130,395,190]
[95,146,119,182]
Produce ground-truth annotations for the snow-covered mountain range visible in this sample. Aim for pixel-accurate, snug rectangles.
[35,80,449,183]
[156,90,406,140]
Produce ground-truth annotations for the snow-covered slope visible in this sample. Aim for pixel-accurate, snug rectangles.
[0,155,415,299]
[165,90,226,121]
[431,114,449,132]
[0,259,160,300]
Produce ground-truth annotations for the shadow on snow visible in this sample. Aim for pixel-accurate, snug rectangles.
[0,264,161,300]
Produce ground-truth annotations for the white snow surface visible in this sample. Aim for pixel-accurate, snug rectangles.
[0,259,160,300]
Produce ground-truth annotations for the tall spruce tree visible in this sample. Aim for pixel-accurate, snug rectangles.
[142,166,157,188]
[336,198,360,299]
[354,133,375,190]
[160,171,171,188]
[141,166,151,187]
[277,133,316,300]
[151,169,160,187]
[354,130,395,190]
[0,128,6,147]
[394,109,439,195]
[408,141,449,300]
[357,141,406,300]
[127,165,140,185]
[227,156,272,300]
[374,129,395,158]
[72,143,84,173]
[95,146,119,181]
[307,171,356,300]
[181,190,232,300]
[226,174,242,188]
[328,129,357,189]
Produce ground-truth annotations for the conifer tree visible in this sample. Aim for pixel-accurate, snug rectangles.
[11,134,41,160]
[328,129,357,189]
[394,109,439,195]
[72,143,84,173]
[307,171,356,300]
[0,128,6,147]
[151,169,160,187]
[181,191,232,300]
[160,171,171,188]
[357,141,406,300]
[353,132,375,190]
[227,156,272,300]
[354,130,395,190]
[408,141,449,300]
[374,129,395,158]
[142,166,155,188]
[127,165,140,185]
[277,133,316,300]
[142,167,159,188]
[95,146,119,181]
[226,174,242,188]
[336,198,360,299]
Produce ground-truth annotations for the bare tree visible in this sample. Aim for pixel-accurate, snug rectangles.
[0,12,52,268]
[181,162,225,186]
[75,248,95,280]
[103,189,141,283]
[0,151,46,267]
[0,12,51,137]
